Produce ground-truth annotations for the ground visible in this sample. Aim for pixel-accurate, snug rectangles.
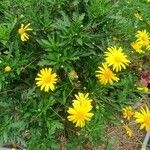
[98,100,150,150]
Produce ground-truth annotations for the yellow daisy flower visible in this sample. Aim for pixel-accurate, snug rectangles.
[137,87,149,92]
[136,30,150,47]
[4,66,12,72]
[122,106,134,120]
[123,124,133,137]
[18,23,32,41]
[35,68,58,92]
[67,93,94,128]
[131,42,144,53]
[104,46,130,72]
[134,106,150,131]
[72,92,93,109]
[96,63,119,85]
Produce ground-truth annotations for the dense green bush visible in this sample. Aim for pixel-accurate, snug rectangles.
[0,0,150,149]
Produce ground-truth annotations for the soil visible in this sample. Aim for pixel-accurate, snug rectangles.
[98,123,145,150]
[98,100,150,150]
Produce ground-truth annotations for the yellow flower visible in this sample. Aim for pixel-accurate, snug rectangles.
[104,46,130,72]
[134,12,143,21]
[73,92,92,103]
[96,63,119,85]
[131,42,144,53]
[18,23,32,41]
[123,124,133,137]
[136,30,150,47]
[72,93,93,109]
[67,93,94,127]
[137,87,149,92]
[4,66,11,72]
[122,106,134,120]
[134,106,150,131]
[35,68,58,92]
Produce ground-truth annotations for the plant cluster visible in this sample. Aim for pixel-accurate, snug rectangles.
[122,105,150,138]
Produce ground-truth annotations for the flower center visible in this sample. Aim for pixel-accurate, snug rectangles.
[114,56,122,63]
[141,36,147,42]
[18,28,25,35]
[127,110,132,117]
[144,115,150,125]
[43,75,52,84]
[104,70,113,79]
[76,111,85,121]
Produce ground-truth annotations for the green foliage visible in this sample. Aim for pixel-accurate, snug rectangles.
[0,0,149,149]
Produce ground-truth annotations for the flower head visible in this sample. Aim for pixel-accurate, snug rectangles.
[131,42,144,53]
[68,70,78,80]
[137,87,149,92]
[96,63,119,85]
[136,30,150,47]
[4,66,11,72]
[67,92,94,128]
[122,106,134,120]
[18,23,32,41]
[35,68,58,92]
[123,124,133,137]
[134,12,143,21]
[72,92,93,109]
[134,106,150,131]
[104,46,130,72]
[73,92,92,102]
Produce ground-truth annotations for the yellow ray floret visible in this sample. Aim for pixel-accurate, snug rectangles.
[67,93,94,128]
[135,30,150,47]
[18,23,32,41]
[35,68,58,92]
[73,92,92,104]
[134,106,150,131]
[104,46,130,72]
[96,63,119,85]
[122,106,134,120]
[146,45,150,50]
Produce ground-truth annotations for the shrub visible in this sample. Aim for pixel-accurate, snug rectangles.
[0,0,150,149]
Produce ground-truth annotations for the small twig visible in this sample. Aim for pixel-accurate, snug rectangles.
[21,55,41,70]
[49,107,65,121]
